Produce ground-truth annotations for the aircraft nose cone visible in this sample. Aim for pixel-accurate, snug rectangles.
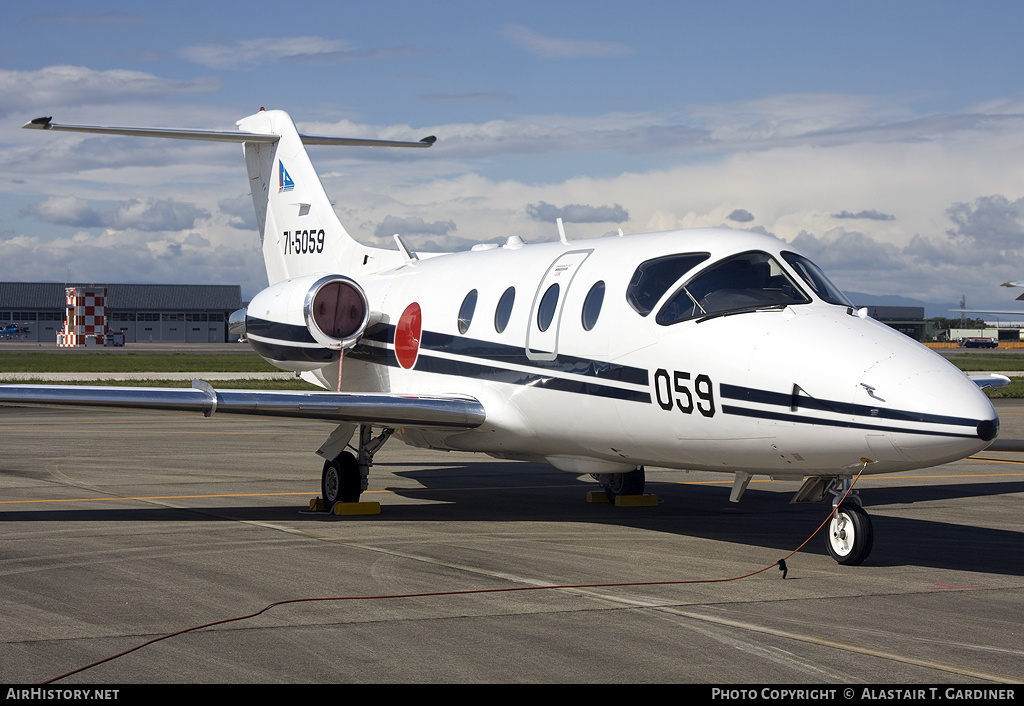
[977,417,999,442]
[873,363,999,464]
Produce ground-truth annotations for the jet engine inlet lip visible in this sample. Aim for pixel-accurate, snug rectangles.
[303,274,369,350]
[977,418,999,442]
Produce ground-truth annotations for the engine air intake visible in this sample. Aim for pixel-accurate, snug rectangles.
[305,276,369,350]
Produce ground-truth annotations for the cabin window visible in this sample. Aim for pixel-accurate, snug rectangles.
[781,252,853,307]
[582,281,605,331]
[458,289,478,334]
[537,283,560,332]
[627,253,710,316]
[494,286,515,333]
[656,251,810,325]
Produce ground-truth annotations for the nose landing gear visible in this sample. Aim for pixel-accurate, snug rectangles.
[793,474,876,565]
[826,503,874,565]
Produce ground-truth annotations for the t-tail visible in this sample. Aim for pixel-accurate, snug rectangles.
[22,109,436,285]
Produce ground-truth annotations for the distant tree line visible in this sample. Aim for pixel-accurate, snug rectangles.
[928,316,989,330]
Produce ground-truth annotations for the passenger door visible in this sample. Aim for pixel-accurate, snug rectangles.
[526,249,592,361]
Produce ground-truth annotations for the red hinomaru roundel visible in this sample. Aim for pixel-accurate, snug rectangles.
[395,302,422,369]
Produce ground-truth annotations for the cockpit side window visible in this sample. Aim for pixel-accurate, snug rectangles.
[626,253,710,316]
[656,251,810,325]
[781,251,853,307]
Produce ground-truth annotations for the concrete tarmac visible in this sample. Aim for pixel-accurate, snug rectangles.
[1,402,1023,684]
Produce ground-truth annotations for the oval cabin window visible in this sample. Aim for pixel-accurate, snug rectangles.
[494,286,515,333]
[458,289,478,334]
[537,283,560,332]
[582,281,605,331]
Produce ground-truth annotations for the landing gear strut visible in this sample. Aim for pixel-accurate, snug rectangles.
[320,425,393,512]
[593,467,645,502]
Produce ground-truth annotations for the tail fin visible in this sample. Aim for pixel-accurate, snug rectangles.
[238,110,375,283]
[23,110,435,285]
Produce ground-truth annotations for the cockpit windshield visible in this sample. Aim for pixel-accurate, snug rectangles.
[626,253,710,316]
[656,251,810,325]
[781,251,853,307]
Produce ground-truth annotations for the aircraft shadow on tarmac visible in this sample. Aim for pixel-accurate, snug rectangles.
[3,458,1022,576]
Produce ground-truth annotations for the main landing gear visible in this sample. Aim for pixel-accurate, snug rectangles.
[320,425,393,512]
[321,451,360,508]
[593,467,645,502]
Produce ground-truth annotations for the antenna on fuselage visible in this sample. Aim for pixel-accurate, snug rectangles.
[393,234,419,264]
[556,218,568,244]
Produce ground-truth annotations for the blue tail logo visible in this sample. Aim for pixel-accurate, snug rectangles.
[278,161,295,193]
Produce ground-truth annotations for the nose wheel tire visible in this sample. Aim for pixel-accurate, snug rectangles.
[826,503,873,565]
[321,451,360,511]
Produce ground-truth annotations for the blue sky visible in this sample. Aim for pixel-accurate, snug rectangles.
[3,1,1024,314]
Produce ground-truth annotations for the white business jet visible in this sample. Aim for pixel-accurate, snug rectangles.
[5,110,1002,565]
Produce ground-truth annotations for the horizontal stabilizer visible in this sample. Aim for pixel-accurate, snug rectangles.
[22,117,435,149]
[0,383,484,428]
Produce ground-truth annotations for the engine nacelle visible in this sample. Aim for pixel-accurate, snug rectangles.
[243,273,370,371]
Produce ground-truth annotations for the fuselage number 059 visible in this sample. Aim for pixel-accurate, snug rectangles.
[283,229,325,255]
[653,369,715,417]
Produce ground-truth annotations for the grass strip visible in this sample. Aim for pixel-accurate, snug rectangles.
[0,352,276,373]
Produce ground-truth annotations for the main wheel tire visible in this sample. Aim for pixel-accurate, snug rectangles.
[602,467,645,502]
[825,503,874,565]
[321,451,360,511]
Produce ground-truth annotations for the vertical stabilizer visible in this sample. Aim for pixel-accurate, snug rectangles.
[236,110,401,284]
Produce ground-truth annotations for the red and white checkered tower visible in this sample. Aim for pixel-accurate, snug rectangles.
[58,287,112,347]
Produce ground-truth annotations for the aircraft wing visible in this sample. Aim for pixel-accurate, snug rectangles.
[950,309,1024,315]
[968,374,1011,390]
[0,382,485,429]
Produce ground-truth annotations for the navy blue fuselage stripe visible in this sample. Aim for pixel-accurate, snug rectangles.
[419,330,649,385]
[721,404,980,439]
[415,353,651,402]
[245,316,317,345]
[356,322,649,385]
[348,341,650,402]
[720,383,981,429]
[250,338,338,364]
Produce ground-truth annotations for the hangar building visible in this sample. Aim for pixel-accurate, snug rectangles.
[0,282,242,344]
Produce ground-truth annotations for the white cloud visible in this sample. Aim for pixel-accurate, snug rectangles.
[23,196,209,231]
[0,228,266,296]
[946,195,1024,251]
[0,66,218,117]
[525,201,629,224]
[833,210,896,221]
[501,24,632,59]
[178,37,420,69]
[373,215,456,239]
[219,195,257,231]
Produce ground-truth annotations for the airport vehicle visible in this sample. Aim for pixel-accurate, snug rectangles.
[2,110,1003,566]
[958,337,999,348]
[0,324,31,339]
